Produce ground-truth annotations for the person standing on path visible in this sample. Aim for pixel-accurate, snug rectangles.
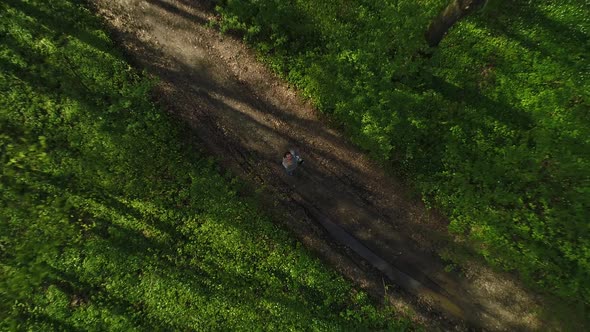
[282,149,304,176]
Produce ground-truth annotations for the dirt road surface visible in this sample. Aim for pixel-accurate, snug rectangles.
[91,0,547,330]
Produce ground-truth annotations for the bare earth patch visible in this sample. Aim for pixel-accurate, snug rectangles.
[90,0,563,330]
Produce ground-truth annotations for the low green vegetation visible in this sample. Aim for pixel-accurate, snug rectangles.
[214,0,590,308]
[0,0,412,330]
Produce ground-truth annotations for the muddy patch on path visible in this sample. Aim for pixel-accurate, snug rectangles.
[91,0,551,330]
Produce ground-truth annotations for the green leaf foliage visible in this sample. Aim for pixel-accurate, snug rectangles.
[214,0,590,307]
[0,0,411,330]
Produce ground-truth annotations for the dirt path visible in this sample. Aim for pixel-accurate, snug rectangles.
[92,0,546,330]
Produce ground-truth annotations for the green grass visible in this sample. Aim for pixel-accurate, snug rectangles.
[0,0,413,330]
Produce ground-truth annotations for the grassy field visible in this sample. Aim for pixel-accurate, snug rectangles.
[0,0,413,330]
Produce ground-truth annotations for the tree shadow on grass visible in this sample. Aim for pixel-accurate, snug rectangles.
[477,1,588,78]
[25,162,357,328]
[47,265,175,330]
[426,74,534,133]
[1,31,116,111]
[75,201,350,329]
[3,0,120,59]
[24,312,85,332]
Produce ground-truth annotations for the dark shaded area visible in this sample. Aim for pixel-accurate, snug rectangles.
[4,0,119,59]
[476,1,589,76]
[24,313,84,332]
[428,74,534,132]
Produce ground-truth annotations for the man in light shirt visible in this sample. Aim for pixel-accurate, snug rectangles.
[282,149,304,176]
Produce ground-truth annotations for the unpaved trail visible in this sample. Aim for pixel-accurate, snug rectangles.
[92,0,547,330]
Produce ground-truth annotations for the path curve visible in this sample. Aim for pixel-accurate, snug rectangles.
[92,0,545,330]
